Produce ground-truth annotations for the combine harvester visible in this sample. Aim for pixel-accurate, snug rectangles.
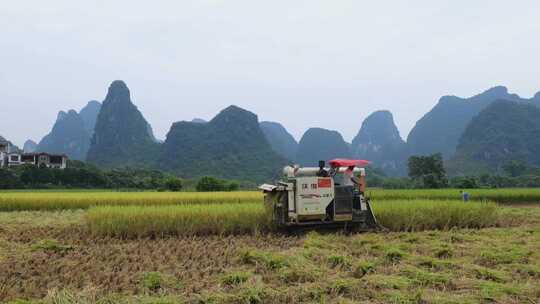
[260,159,379,232]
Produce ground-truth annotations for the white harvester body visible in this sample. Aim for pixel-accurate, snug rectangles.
[260,159,378,230]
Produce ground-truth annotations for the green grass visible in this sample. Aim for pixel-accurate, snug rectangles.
[86,203,272,238]
[31,239,74,253]
[221,271,252,286]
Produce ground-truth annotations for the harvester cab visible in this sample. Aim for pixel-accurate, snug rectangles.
[260,159,378,231]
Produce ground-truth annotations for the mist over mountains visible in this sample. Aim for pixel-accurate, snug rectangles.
[12,81,540,180]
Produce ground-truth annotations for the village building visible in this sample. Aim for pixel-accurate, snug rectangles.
[0,139,12,168]
[0,138,67,169]
[21,153,68,169]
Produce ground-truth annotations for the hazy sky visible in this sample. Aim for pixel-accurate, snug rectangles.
[2,1,540,147]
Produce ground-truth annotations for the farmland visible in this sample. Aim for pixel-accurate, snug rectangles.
[0,189,539,303]
[368,188,540,204]
[84,200,499,238]
[1,188,540,212]
[0,191,261,211]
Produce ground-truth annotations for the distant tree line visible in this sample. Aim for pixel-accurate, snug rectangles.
[2,156,539,191]
[0,161,244,191]
[368,154,540,189]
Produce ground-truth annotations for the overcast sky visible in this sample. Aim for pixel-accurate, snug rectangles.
[2,1,540,147]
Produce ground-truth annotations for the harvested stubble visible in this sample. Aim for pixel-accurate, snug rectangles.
[372,200,499,231]
[86,203,272,238]
[0,191,261,211]
[87,200,500,237]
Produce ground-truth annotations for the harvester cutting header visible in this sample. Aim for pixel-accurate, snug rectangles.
[260,159,378,231]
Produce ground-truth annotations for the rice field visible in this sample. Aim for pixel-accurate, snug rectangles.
[368,188,540,203]
[371,200,499,231]
[1,189,539,303]
[0,189,527,237]
[0,191,261,211]
[86,200,500,237]
[86,203,272,238]
[0,188,538,212]
[2,206,539,303]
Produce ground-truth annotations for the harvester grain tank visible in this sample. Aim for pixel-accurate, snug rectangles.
[260,159,378,231]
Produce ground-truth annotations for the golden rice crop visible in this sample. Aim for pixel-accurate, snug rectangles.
[0,191,262,211]
[86,199,499,237]
[86,203,272,238]
[372,200,499,231]
[0,188,537,212]
[368,188,540,203]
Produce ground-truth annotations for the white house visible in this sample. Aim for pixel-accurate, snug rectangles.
[0,139,67,169]
[0,139,11,168]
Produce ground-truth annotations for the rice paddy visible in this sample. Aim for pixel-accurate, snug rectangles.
[86,203,272,238]
[0,189,530,237]
[371,200,499,232]
[1,189,539,303]
[368,188,540,203]
[0,191,261,211]
[86,200,500,237]
[0,188,538,212]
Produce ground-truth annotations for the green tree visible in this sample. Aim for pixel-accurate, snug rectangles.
[408,153,448,188]
[196,176,227,192]
[20,166,54,186]
[0,169,22,189]
[165,178,183,192]
[227,182,239,191]
[449,176,478,189]
[502,160,527,177]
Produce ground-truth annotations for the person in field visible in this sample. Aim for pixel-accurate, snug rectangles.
[460,190,470,202]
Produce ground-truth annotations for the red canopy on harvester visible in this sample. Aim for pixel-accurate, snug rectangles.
[329,159,370,168]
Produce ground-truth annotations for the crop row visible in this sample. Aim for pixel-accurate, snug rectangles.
[368,188,540,203]
[0,188,536,212]
[86,203,272,238]
[371,200,498,231]
[86,200,499,237]
[0,191,261,211]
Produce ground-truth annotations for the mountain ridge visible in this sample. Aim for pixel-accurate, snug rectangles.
[260,121,298,161]
[296,127,351,166]
[86,80,160,167]
[21,83,540,179]
[352,110,408,175]
[36,109,90,160]
[79,100,102,135]
[449,99,540,175]
[407,86,540,158]
[161,105,287,182]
